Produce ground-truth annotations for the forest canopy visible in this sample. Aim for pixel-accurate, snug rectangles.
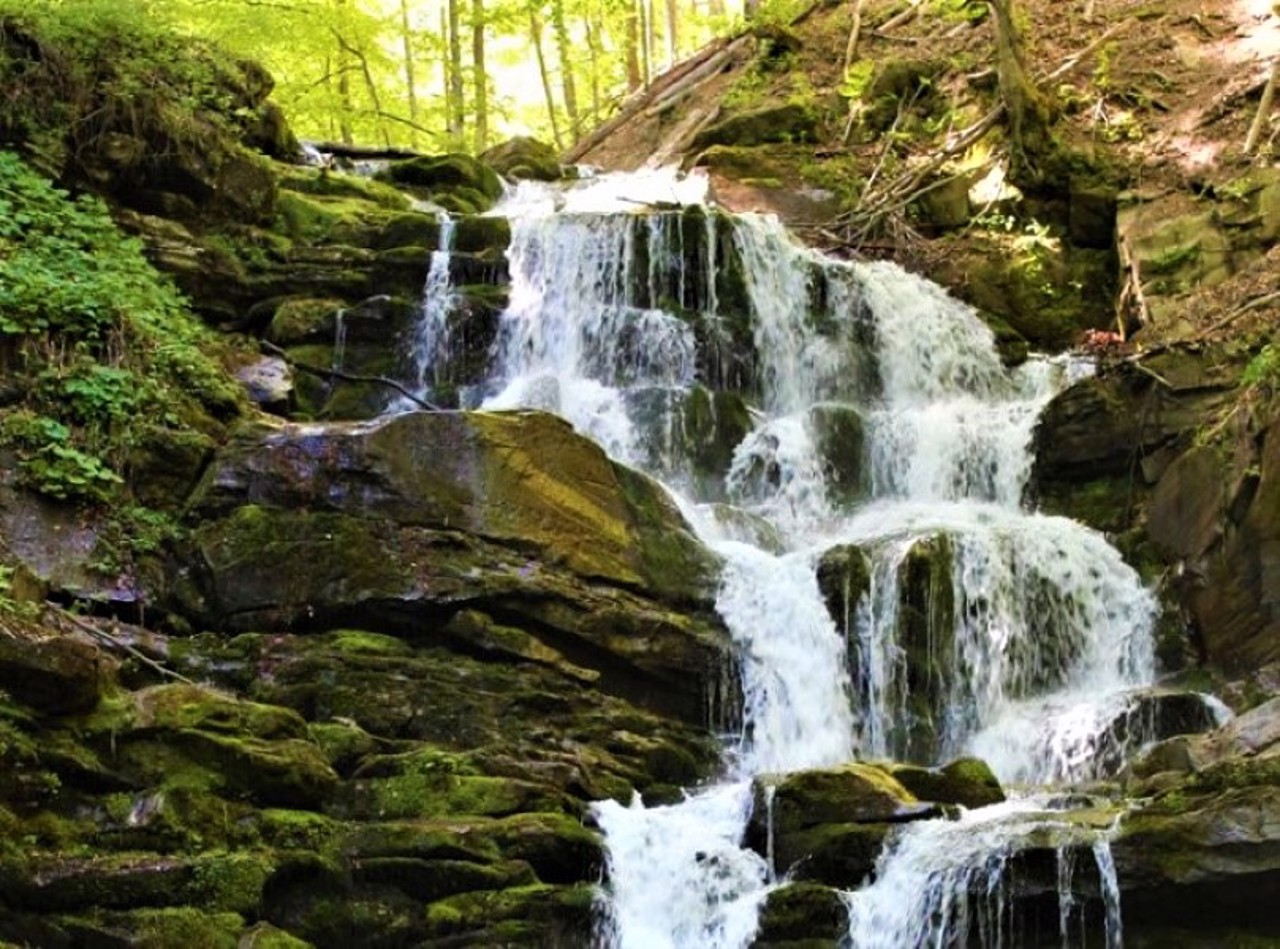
[117,0,757,151]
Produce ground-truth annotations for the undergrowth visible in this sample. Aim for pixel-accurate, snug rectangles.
[0,150,243,568]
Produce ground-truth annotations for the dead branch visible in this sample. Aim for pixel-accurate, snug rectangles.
[47,603,194,685]
[1116,233,1150,336]
[259,340,442,412]
[1044,18,1134,83]
[307,142,427,160]
[878,0,923,34]
[1244,59,1280,155]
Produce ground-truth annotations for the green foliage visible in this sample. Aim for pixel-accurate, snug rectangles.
[928,0,988,22]
[1242,343,1280,388]
[839,61,876,101]
[0,151,240,566]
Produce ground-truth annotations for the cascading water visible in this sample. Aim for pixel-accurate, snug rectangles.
[394,211,456,410]
[406,167,1197,947]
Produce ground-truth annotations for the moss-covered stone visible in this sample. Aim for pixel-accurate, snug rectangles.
[692,103,818,151]
[886,757,1005,809]
[754,882,848,943]
[376,154,504,212]
[481,137,562,182]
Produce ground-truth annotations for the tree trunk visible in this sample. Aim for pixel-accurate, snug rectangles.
[640,0,653,87]
[551,0,581,139]
[399,0,419,147]
[585,11,603,125]
[334,0,354,144]
[625,0,643,91]
[530,8,564,148]
[989,0,1049,178]
[446,0,466,147]
[663,0,679,66]
[472,0,489,151]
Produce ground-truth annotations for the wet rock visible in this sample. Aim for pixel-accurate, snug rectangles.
[625,386,755,499]
[815,542,872,637]
[885,757,1005,809]
[809,402,866,506]
[1131,695,1280,781]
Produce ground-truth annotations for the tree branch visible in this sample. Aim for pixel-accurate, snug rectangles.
[259,340,443,412]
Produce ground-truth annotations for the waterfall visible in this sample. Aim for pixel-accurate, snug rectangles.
[427,169,1179,948]
[396,211,456,409]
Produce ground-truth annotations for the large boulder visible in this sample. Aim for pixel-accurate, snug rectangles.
[174,410,731,725]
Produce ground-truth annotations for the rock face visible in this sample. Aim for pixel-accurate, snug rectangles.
[177,409,731,726]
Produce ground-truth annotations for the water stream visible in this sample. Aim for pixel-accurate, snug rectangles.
[408,168,1195,947]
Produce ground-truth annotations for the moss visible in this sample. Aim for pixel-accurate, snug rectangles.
[278,166,409,210]
[264,297,345,346]
[190,850,273,913]
[256,809,340,852]
[69,908,246,948]
[422,883,596,939]
[756,882,848,942]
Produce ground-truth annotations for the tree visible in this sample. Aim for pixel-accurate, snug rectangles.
[988,0,1050,180]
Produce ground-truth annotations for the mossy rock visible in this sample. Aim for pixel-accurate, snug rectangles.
[377,154,504,212]
[51,908,250,949]
[692,102,818,151]
[0,616,111,715]
[278,165,409,210]
[809,403,867,507]
[750,763,924,840]
[421,882,596,942]
[755,882,848,942]
[481,137,562,182]
[767,821,892,888]
[815,543,872,639]
[885,757,1005,809]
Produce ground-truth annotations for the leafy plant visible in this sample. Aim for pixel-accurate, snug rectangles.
[1242,343,1280,388]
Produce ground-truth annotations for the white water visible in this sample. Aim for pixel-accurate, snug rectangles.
[396,212,456,410]
[430,169,1190,948]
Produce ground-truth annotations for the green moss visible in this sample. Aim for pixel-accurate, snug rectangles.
[278,166,409,209]
[257,809,339,852]
[190,850,273,913]
[84,908,246,948]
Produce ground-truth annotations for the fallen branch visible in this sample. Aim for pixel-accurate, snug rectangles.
[47,604,194,685]
[1044,18,1134,83]
[259,340,443,411]
[1116,233,1150,336]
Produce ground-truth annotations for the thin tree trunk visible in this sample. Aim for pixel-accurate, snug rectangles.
[551,0,580,139]
[1244,59,1279,155]
[530,8,564,148]
[640,0,653,87]
[472,0,489,151]
[663,0,678,66]
[334,0,354,144]
[625,0,643,91]
[447,0,466,147]
[399,0,419,147]
[585,11,603,124]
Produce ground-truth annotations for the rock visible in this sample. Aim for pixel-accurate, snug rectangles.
[750,763,927,841]
[1187,417,1280,672]
[1131,695,1280,781]
[815,542,872,637]
[692,103,818,151]
[625,386,755,499]
[376,154,504,213]
[1069,181,1118,249]
[186,410,719,606]
[913,173,972,230]
[885,757,1005,809]
[481,137,562,181]
[892,533,956,762]
[234,356,293,409]
[0,616,110,715]
[809,403,866,506]
[1114,785,1280,936]
[753,882,848,944]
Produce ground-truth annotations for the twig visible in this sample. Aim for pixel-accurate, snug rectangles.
[1116,233,1150,335]
[1044,18,1134,83]
[259,340,442,411]
[878,0,922,34]
[46,603,194,684]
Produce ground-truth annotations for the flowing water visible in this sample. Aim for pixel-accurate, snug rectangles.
[406,168,1206,947]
